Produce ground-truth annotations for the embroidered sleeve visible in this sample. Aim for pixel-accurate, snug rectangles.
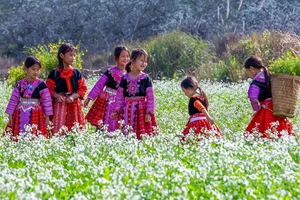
[146,77,155,114]
[248,84,261,111]
[87,74,108,100]
[113,78,126,113]
[39,82,53,116]
[5,86,20,115]
[46,69,57,96]
[194,100,205,112]
[77,77,88,98]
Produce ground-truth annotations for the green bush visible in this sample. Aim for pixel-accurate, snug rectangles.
[6,65,26,87]
[143,30,216,79]
[269,51,300,76]
[7,42,86,86]
[212,30,300,81]
[214,57,247,82]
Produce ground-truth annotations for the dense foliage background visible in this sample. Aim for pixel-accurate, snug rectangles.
[1,0,300,55]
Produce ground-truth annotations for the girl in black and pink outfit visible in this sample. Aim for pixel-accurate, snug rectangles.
[84,46,130,131]
[111,49,157,139]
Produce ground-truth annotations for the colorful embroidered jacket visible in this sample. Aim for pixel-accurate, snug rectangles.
[87,66,124,100]
[5,78,53,116]
[46,66,87,98]
[248,71,272,111]
[114,73,155,114]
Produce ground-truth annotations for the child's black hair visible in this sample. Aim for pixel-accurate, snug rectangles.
[114,46,130,61]
[24,56,41,68]
[57,43,76,70]
[244,55,271,93]
[125,48,148,73]
[181,76,209,109]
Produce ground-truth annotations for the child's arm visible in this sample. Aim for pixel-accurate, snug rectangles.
[248,84,260,111]
[145,76,155,122]
[45,116,50,126]
[8,114,12,125]
[202,109,215,125]
[39,82,53,116]
[111,79,125,119]
[5,87,20,116]
[88,74,108,100]
[75,75,88,100]
[46,70,57,98]
[84,74,108,107]
[46,70,65,102]
[194,100,215,125]
[67,71,88,103]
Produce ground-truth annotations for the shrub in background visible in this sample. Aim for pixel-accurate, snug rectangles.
[6,66,26,86]
[7,42,85,86]
[143,30,216,79]
[214,57,247,82]
[212,30,300,82]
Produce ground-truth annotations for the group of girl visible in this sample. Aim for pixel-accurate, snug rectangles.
[4,43,296,141]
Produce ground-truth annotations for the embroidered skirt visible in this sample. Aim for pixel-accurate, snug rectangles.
[182,113,222,140]
[52,97,85,135]
[245,98,295,138]
[4,98,49,139]
[122,96,157,139]
[85,87,121,131]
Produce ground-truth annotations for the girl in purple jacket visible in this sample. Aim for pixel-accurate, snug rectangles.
[84,46,130,131]
[5,56,53,139]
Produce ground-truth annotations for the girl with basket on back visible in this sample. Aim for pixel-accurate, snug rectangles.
[244,56,295,139]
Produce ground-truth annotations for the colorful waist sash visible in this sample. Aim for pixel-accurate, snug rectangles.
[18,98,40,112]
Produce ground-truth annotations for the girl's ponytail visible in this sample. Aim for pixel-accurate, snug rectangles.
[125,61,132,73]
[262,66,271,93]
[197,86,209,110]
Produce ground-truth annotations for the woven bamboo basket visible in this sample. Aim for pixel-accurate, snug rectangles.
[270,74,300,118]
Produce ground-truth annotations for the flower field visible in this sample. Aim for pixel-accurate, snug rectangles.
[0,78,300,199]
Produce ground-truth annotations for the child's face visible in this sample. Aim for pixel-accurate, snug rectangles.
[181,87,194,98]
[24,63,41,81]
[132,54,148,72]
[246,66,260,79]
[60,50,76,67]
[116,50,130,68]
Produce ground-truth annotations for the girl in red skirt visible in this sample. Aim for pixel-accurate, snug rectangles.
[5,56,53,140]
[244,56,295,139]
[111,49,157,139]
[84,46,130,131]
[181,76,222,141]
[46,43,87,135]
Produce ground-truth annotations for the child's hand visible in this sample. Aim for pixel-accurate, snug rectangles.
[8,114,12,125]
[45,116,50,126]
[207,117,215,125]
[111,111,118,119]
[145,113,151,123]
[54,93,65,102]
[67,96,74,104]
[84,98,90,107]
